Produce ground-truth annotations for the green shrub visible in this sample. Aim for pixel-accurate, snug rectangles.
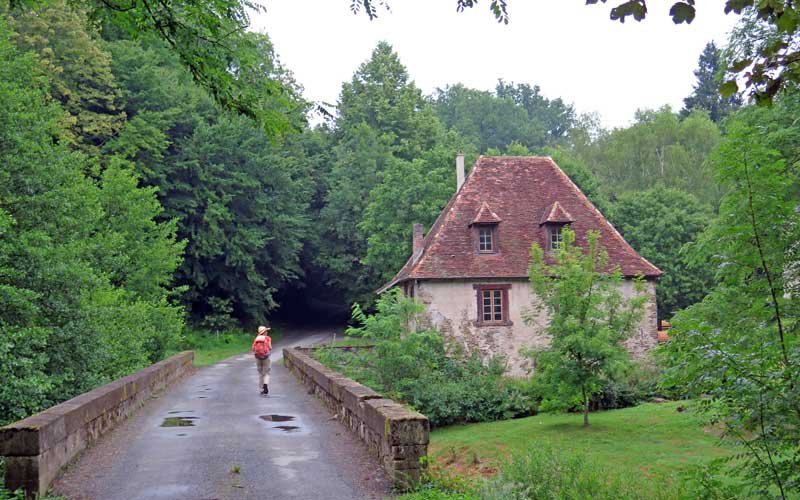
[404,357,536,426]
[315,290,537,427]
[590,359,667,411]
[0,489,25,500]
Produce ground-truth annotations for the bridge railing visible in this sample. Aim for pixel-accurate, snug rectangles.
[284,346,429,490]
[0,351,194,497]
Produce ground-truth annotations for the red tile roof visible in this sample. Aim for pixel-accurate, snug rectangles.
[539,201,574,225]
[379,156,661,292]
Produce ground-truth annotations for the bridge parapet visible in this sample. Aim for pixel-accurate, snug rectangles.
[0,351,194,497]
[283,347,429,490]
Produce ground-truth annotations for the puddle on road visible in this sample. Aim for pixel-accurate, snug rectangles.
[273,425,300,432]
[161,416,197,427]
[177,433,188,437]
[272,451,319,468]
[168,410,194,414]
[197,396,208,399]
[259,415,294,422]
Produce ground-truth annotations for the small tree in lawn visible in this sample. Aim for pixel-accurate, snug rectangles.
[526,228,646,426]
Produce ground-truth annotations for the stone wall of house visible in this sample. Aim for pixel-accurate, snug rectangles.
[413,278,658,376]
[620,279,659,358]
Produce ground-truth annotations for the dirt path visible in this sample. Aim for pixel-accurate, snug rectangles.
[53,328,390,500]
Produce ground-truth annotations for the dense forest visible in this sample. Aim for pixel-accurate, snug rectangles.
[0,0,797,433]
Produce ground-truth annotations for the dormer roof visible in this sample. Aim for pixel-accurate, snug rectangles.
[539,201,574,225]
[378,156,662,293]
[470,202,502,226]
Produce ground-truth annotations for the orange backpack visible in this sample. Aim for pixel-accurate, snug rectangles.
[253,336,271,359]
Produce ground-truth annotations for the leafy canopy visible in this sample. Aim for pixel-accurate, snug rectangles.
[611,186,713,320]
[432,81,575,154]
[576,106,722,205]
[0,18,184,425]
[5,0,296,134]
[317,42,455,306]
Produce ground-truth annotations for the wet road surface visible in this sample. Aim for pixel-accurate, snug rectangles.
[53,329,390,500]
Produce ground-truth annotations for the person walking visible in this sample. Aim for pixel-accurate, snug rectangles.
[252,326,272,395]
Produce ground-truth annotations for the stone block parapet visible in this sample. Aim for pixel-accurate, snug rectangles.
[283,347,429,489]
[0,351,194,497]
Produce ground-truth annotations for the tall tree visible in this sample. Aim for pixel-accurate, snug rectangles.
[7,1,126,154]
[681,42,742,122]
[337,41,441,161]
[578,106,722,204]
[662,109,800,497]
[0,20,183,424]
[103,31,314,327]
[170,115,313,326]
[495,80,575,140]
[318,123,395,305]
[611,187,713,319]
[319,42,455,306]
[433,84,529,153]
[432,82,574,153]
[527,228,646,427]
[360,140,475,282]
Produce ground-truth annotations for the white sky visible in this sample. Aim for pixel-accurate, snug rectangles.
[251,1,738,129]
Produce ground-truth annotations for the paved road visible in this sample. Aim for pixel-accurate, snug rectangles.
[53,329,390,500]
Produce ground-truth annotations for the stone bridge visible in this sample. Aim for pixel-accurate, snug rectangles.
[1,330,428,499]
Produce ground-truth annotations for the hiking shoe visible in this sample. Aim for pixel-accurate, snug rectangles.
[265,384,269,395]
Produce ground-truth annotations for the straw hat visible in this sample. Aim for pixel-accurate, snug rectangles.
[257,326,270,335]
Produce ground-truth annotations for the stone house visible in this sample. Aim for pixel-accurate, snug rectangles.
[378,155,662,376]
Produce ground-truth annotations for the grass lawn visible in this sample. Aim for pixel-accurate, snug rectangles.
[325,336,375,347]
[429,401,731,483]
[180,329,282,367]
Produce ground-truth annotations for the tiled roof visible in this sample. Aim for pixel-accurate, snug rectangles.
[539,201,574,225]
[379,156,662,292]
[470,202,502,225]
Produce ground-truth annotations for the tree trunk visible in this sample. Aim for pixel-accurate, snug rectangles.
[582,386,590,427]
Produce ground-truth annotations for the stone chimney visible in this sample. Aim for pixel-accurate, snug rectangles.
[456,153,465,191]
[412,223,424,255]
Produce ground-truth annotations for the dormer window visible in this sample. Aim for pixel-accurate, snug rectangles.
[478,226,494,253]
[470,202,502,255]
[539,201,574,253]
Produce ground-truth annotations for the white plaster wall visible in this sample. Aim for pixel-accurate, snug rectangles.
[413,278,658,377]
[620,279,659,357]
